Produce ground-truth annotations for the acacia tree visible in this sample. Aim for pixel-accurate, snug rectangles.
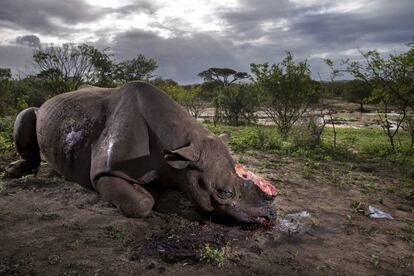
[343,46,414,150]
[198,68,249,87]
[198,67,250,124]
[251,52,319,138]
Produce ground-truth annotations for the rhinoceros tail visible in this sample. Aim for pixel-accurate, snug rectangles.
[5,107,41,177]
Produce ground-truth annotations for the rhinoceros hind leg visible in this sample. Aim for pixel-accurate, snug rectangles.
[6,107,40,177]
[95,176,154,218]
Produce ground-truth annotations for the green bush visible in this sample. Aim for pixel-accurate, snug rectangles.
[291,115,325,149]
[200,243,226,265]
[213,84,258,125]
[0,116,14,152]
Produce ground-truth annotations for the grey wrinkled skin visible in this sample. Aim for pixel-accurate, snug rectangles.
[7,81,276,223]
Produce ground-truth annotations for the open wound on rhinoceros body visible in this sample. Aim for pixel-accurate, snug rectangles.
[63,128,86,165]
[235,164,277,196]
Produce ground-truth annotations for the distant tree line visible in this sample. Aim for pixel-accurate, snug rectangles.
[0,43,157,115]
[0,41,413,150]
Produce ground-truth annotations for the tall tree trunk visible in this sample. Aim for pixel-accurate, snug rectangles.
[388,133,395,152]
[330,113,337,148]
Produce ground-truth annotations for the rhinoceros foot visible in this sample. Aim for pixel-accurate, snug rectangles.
[5,159,39,178]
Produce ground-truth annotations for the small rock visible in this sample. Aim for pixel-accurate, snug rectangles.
[47,255,60,265]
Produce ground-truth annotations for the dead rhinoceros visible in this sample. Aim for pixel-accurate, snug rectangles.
[6,81,276,223]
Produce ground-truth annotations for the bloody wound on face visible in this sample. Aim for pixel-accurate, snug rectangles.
[235,164,277,197]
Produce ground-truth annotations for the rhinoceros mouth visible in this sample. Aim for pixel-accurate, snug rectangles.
[228,204,277,224]
[255,216,271,224]
[255,216,275,228]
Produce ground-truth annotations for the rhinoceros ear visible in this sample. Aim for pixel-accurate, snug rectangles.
[218,132,230,143]
[164,144,199,170]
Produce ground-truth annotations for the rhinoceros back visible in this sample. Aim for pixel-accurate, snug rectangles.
[36,87,113,188]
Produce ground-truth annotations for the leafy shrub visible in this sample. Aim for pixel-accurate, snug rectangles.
[291,115,325,149]
[0,116,14,152]
[213,84,258,125]
[251,52,319,138]
[200,243,226,266]
[302,158,320,178]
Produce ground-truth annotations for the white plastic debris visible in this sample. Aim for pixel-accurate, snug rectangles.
[287,211,310,218]
[276,211,311,233]
[367,206,393,219]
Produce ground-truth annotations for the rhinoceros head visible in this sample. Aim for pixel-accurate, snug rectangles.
[163,134,277,224]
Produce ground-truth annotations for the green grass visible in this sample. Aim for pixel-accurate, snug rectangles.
[204,122,414,180]
[1,116,413,181]
[200,243,226,266]
[0,116,14,152]
[402,222,414,248]
[371,255,380,267]
[205,123,413,156]
[322,127,412,156]
[206,124,284,153]
[104,225,127,240]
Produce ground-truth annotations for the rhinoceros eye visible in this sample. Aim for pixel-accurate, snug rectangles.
[217,188,233,199]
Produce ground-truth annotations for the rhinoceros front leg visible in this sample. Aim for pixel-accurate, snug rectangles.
[94,176,154,218]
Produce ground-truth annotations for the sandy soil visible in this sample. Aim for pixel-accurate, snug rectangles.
[1,150,413,276]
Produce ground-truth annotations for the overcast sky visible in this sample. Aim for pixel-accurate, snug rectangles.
[0,0,413,83]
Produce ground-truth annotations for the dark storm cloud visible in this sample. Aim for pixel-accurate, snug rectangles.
[220,0,414,50]
[0,0,108,35]
[290,1,414,46]
[16,35,41,48]
[218,0,303,41]
[215,0,414,79]
[102,29,244,84]
[0,0,413,82]
[0,0,157,35]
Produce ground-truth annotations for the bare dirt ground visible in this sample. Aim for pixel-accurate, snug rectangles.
[1,149,413,276]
